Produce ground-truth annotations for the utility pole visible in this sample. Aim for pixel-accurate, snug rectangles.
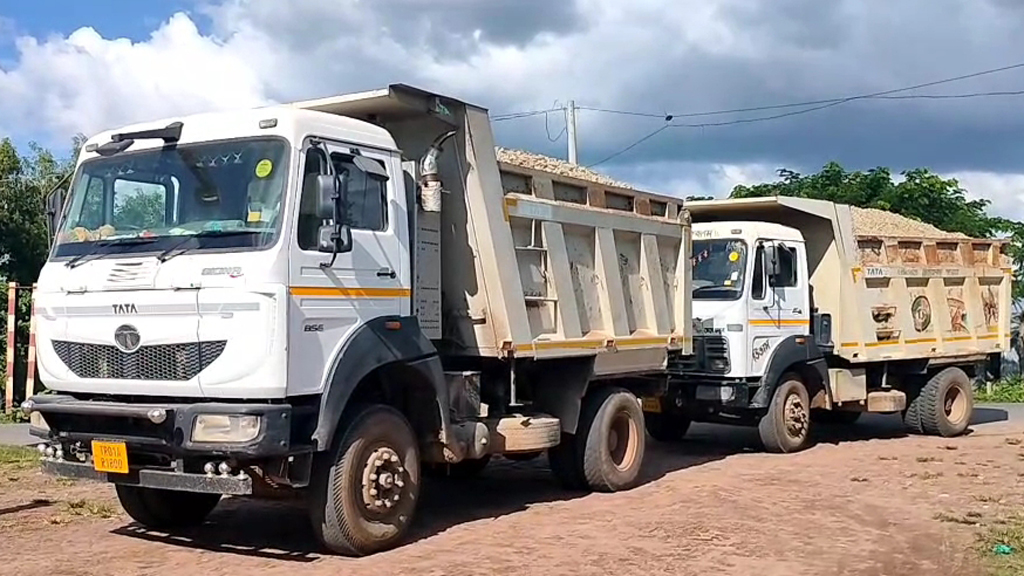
[566,100,578,164]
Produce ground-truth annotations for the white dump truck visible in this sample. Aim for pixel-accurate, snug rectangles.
[24,85,693,555]
[643,196,1011,452]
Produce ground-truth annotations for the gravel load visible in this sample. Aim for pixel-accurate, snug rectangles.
[495,147,637,190]
[850,206,968,239]
[495,148,970,240]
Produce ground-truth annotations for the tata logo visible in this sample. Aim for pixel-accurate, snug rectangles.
[111,303,138,315]
[113,324,142,353]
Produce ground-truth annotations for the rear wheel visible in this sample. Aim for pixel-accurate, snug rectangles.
[758,373,812,453]
[549,387,647,492]
[115,485,220,529]
[907,367,973,437]
[309,404,420,556]
[644,412,692,442]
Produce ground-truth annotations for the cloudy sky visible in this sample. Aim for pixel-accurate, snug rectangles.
[2,0,1024,219]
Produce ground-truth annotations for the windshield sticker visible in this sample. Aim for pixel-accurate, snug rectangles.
[255,159,273,179]
[728,251,740,262]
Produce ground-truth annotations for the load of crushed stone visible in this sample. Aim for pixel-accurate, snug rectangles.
[850,206,968,239]
[494,148,970,240]
[495,147,637,190]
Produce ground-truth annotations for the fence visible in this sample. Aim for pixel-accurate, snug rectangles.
[4,282,37,414]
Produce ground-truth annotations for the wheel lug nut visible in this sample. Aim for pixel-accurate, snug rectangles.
[393,494,400,501]
[375,499,383,507]
[384,500,393,508]
[369,488,378,496]
[369,473,378,481]
[395,479,404,488]
[390,455,399,463]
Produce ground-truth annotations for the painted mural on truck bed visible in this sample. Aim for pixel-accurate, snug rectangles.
[851,232,1009,354]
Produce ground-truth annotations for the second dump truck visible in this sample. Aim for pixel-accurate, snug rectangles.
[646,196,1011,452]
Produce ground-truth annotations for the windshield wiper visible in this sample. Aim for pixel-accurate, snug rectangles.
[65,237,161,269]
[157,229,263,263]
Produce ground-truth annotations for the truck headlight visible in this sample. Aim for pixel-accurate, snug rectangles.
[192,414,262,443]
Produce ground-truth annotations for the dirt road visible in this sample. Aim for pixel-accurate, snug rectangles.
[3,407,1023,576]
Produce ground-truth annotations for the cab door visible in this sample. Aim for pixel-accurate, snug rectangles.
[287,138,409,397]
[747,240,810,377]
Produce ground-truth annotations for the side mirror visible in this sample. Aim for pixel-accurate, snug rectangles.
[315,174,340,219]
[316,170,353,264]
[318,223,352,254]
[45,189,67,243]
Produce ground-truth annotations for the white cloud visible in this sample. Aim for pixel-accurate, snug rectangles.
[608,161,779,199]
[0,13,268,141]
[945,171,1024,221]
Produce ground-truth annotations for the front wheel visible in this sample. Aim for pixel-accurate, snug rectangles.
[115,485,220,529]
[758,374,812,453]
[309,404,420,556]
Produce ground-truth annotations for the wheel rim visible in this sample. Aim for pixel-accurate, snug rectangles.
[360,446,408,520]
[944,384,968,425]
[783,391,808,440]
[608,409,640,471]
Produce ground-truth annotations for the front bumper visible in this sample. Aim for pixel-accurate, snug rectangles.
[25,394,294,458]
[40,458,252,495]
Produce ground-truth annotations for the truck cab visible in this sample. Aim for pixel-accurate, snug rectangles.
[650,220,834,451]
[688,221,814,385]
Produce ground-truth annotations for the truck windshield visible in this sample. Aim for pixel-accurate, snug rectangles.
[51,137,290,260]
[692,239,747,300]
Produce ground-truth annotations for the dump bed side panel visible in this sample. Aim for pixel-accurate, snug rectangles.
[844,231,1012,363]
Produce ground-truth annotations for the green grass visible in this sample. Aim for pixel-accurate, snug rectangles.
[976,376,1024,403]
[978,516,1024,575]
[0,445,37,469]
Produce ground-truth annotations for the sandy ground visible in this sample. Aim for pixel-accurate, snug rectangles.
[3,408,1023,576]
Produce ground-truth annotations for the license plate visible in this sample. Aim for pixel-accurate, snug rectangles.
[91,440,129,474]
[640,397,662,413]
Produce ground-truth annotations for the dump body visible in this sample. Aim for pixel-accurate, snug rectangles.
[685,196,1011,366]
[292,85,693,375]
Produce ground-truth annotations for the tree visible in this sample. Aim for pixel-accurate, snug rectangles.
[730,161,1024,300]
[0,137,80,413]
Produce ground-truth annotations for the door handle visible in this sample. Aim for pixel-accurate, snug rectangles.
[793,308,803,314]
[377,268,397,279]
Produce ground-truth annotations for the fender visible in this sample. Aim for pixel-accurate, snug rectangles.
[311,316,450,451]
[750,335,830,408]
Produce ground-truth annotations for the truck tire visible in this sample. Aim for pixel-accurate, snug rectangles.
[909,367,973,437]
[644,412,691,443]
[758,373,812,453]
[423,455,491,479]
[309,404,420,556]
[114,485,220,529]
[579,387,646,491]
[811,409,862,426]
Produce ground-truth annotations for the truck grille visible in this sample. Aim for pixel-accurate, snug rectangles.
[669,335,730,374]
[52,340,227,381]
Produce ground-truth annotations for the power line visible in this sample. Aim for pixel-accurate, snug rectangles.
[587,61,1024,167]
[492,107,563,122]
[579,89,1024,120]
